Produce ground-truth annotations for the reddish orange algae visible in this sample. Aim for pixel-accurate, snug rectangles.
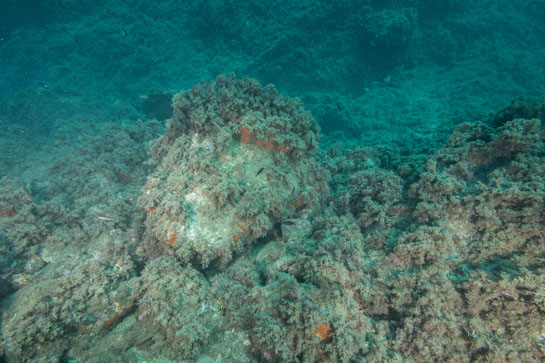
[312,324,333,341]
[167,231,177,247]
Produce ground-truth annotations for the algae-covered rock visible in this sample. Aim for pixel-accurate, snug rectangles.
[138,74,329,268]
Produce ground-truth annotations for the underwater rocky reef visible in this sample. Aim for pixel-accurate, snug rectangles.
[0,75,544,362]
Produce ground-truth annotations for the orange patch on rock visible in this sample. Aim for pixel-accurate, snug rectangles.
[312,324,332,341]
[2,209,17,217]
[265,137,275,151]
[240,126,253,143]
[238,126,289,154]
[237,222,249,232]
[167,231,177,247]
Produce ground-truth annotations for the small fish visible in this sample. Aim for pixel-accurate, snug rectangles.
[97,216,116,222]
[20,181,32,202]
[256,167,264,176]
[337,103,342,111]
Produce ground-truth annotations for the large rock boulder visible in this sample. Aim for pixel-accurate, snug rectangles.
[138,74,329,269]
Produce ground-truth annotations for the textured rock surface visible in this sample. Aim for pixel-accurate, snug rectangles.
[138,75,329,268]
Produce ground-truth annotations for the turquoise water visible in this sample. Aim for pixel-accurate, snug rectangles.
[1,1,544,362]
